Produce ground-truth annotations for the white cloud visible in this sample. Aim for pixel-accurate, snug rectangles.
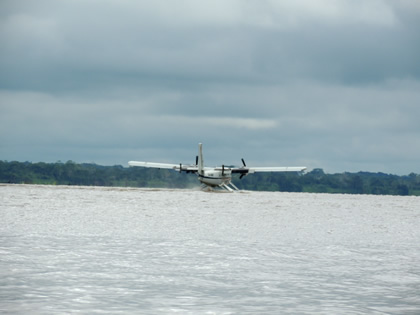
[165,116,277,130]
[274,0,397,26]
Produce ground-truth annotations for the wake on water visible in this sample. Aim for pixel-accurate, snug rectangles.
[1,184,419,314]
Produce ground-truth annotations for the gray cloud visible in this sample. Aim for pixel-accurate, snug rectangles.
[1,0,420,174]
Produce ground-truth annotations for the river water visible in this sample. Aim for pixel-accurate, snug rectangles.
[1,184,419,314]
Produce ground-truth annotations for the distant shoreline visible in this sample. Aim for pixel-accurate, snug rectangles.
[1,161,419,196]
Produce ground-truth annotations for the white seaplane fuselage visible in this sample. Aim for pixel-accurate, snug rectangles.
[198,169,232,187]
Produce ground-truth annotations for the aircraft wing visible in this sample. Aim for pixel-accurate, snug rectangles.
[128,161,198,173]
[246,166,306,173]
[231,166,306,176]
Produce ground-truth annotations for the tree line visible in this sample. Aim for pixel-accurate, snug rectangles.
[1,160,419,196]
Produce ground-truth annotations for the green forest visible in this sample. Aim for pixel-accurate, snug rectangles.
[1,160,419,196]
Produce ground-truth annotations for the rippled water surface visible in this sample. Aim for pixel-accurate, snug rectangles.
[1,184,419,314]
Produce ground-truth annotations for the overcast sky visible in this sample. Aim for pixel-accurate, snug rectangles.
[1,0,420,174]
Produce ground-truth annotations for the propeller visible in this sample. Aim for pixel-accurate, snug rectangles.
[179,163,182,173]
[195,155,198,165]
[222,164,225,176]
[240,159,247,179]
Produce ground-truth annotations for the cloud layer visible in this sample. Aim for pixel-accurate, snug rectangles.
[1,0,420,174]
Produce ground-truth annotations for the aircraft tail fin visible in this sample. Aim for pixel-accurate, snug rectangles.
[198,143,204,174]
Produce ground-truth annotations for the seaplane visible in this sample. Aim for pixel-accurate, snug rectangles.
[128,143,306,191]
